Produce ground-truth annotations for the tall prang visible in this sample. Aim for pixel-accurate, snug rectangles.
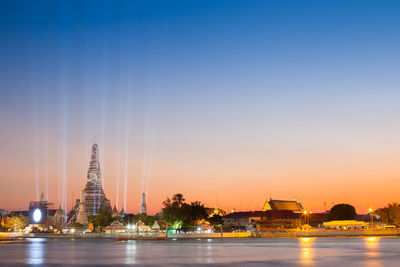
[140,192,147,214]
[83,142,111,216]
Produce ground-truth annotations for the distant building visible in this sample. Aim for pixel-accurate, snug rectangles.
[224,211,268,227]
[140,192,147,215]
[136,220,151,232]
[206,204,227,218]
[224,210,303,229]
[76,190,88,225]
[152,220,167,231]
[112,205,121,218]
[53,206,66,231]
[28,193,53,225]
[104,221,127,234]
[224,198,306,230]
[323,220,369,229]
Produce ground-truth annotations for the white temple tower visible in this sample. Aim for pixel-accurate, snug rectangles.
[82,142,111,216]
[76,190,88,225]
[140,192,147,214]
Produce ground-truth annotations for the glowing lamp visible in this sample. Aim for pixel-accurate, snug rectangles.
[33,208,42,223]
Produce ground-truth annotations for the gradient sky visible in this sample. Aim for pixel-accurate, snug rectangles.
[1,0,400,214]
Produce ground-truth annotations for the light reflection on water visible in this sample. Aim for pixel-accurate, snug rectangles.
[364,237,381,267]
[125,240,137,264]
[299,237,314,265]
[28,238,45,265]
[1,237,399,266]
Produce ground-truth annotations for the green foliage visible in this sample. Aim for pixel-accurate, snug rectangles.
[5,214,28,231]
[136,213,157,226]
[207,214,224,226]
[376,202,400,227]
[69,222,85,229]
[162,193,208,229]
[328,204,357,221]
[87,208,113,232]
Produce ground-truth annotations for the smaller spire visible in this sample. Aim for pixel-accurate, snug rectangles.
[94,137,96,144]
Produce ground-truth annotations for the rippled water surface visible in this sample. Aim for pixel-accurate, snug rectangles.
[1,237,400,266]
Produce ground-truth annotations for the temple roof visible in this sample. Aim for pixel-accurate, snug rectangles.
[262,199,304,213]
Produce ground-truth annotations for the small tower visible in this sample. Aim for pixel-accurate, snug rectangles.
[54,206,66,232]
[112,205,120,217]
[140,192,147,215]
[76,190,88,225]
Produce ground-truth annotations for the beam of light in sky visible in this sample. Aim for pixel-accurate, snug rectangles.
[141,27,166,202]
[57,4,69,213]
[33,90,40,201]
[115,89,124,210]
[123,82,133,213]
[42,77,49,201]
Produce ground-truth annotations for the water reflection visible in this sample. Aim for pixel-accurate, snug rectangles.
[28,238,45,265]
[364,237,381,267]
[125,240,137,264]
[299,237,315,265]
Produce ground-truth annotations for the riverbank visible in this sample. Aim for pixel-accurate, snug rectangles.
[2,229,400,240]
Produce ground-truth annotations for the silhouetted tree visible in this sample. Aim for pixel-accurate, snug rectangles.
[162,194,208,229]
[207,214,223,226]
[328,204,356,221]
[376,202,400,227]
[87,208,113,232]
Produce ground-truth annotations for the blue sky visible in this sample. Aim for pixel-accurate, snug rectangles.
[1,0,400,213]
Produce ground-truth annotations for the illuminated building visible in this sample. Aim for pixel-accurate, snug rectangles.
[224,199,306,230]
[76,190,88,225]
[206,204,227,218]
[53,206,66,231]
[28,193,52,225]
[82,142,111,215]
[152,220,167,231]
[68,142,111,224]
[140,192,147,215]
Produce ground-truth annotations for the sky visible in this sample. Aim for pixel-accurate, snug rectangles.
[1,0,400,214]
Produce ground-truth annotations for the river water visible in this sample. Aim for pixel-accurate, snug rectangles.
[0,237,399,266]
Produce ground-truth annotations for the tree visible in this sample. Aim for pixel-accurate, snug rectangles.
[87,208,113,232]
[185,201,208,226]
[328,204,356,221]
[162,194,208,229]
[376,202,400,227]
[136,213,157,226]
[162,194,187,228]
[5,214,28,231]
[208,214,223,226]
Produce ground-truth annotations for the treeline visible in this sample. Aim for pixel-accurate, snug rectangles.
[80,193,223,232]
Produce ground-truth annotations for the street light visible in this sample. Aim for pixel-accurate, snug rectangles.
[368,208,374,229]
[303,210,308,225]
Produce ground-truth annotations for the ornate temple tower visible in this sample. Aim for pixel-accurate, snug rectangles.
[54,206,66,232]
[140,192,147,214]
[76,190,88,225]
[83,142,111,216]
